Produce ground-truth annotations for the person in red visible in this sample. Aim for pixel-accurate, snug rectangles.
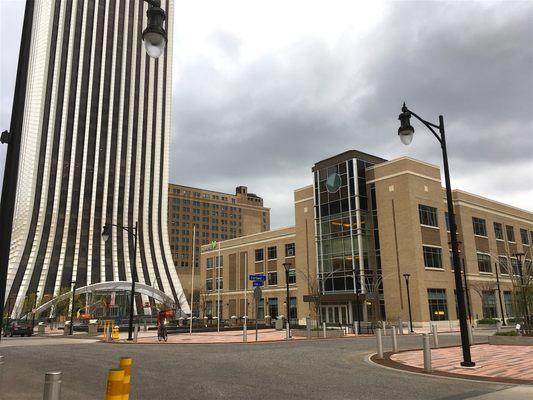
[156,310,168,341]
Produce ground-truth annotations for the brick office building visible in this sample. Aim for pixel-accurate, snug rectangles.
[168,184,270,295]
[199,150,532,327]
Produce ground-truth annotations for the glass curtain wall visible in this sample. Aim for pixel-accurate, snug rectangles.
[314,158,375,296]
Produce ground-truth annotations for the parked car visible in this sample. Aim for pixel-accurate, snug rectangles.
[3,320,33,337]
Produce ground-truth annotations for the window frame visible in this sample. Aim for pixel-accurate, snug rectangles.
[427,288,448,321]
[476,252,492,274]
[419,204,439,228]
[255,248,264,262]
[493,222,504,241]
[285,243,296,258]
[267,271,278,286]
[267,246,277,260]
[423,245,443,269]
[472,217,487,237]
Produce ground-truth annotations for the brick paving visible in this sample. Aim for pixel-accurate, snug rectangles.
[391,344,533,382]
[135,328,311,344]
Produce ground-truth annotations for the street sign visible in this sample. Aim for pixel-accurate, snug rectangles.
[249,274,266,281]
[253,286,262,301]
[252,281,264,287]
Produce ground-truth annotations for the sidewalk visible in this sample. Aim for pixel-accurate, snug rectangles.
[135,329,306,344]
[389,344,533,383]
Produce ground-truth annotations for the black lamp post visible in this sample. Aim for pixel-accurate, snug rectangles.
[0,0,167,330]
[403,273,414,333]
[398,103,475,366]
[69,282,76,335]
[513,252,530,332]
[282,262,292,338]
[31,290,39,332]
[103,222,138,341]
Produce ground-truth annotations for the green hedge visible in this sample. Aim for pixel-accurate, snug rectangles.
[495,331,517,336]
[477,318,499,325]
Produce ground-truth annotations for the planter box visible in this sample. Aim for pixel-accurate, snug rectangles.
[292,329,345,339]
[476,324,497,330]
[488,335,533,345]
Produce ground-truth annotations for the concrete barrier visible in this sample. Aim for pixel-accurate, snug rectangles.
[423,334,432,373]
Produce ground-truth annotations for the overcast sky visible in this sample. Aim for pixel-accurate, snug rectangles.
[1,0,532,228]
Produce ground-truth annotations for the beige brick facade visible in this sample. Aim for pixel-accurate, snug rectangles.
[196,152,532,328]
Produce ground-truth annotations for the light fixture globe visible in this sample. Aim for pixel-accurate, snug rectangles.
[398,103,415,145]
[142,4,167,59]
[102,225,111,242]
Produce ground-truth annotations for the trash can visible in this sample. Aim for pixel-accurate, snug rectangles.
[88,319,98,336]
[275,318,284,331]
[38,322,45,335]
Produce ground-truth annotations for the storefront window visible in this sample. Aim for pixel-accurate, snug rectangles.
[428,289,448,321]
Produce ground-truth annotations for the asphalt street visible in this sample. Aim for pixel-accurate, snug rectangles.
[0,333,524,399]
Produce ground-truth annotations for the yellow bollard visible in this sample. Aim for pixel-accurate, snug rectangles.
[119,357,132,400]
[112,325,120,341]
[105,369,124,400]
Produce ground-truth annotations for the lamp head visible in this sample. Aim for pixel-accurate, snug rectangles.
[143,4,167,58]
[102,225,111,242]
[398,102,415,145]
[282,262,292,271]
[403,273,411,281]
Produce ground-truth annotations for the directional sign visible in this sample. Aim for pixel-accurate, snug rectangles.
[252,281,264,287]
[249,274,266,281]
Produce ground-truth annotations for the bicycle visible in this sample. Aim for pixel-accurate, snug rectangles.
[157,323,168,342]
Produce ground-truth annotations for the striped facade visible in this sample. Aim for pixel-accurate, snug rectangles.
[5,0,189,317]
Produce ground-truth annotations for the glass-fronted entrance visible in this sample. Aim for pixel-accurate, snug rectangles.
[313,150,387,322]
[321,304,350,324]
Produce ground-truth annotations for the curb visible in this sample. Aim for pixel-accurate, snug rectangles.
[367,350,532,385]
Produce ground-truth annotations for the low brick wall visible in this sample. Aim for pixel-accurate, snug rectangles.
[488,335,533,345]
[291,329,346,338]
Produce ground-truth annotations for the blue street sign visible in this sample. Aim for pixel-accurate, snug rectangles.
[249,274,266,281]
[253,281,264,287]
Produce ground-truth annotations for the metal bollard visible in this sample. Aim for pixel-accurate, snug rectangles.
[467,324,473,345]
[243,324,247,343]
[286,322,290,341]
[376,328,383,359]
[399,319,404,335]
[496,321,502,333]
[322,322,326,339]
[391,327,398,353]
[106,369,124,400]
[119,357,132,400]
[353,322,358,336]
[43,371,62,400]
[432,324,439,349]
[143,320,147,332]
[423,334,432,372]
[306,319,311,339]
[106,323,111,343]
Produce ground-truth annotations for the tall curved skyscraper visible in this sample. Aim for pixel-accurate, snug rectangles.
[5,0,189,316]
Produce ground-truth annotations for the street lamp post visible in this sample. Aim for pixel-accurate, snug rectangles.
[69,282,76,336]
[102,222,138,341]
[403,274,414,333]
[283,262,292,338]
[0,0,167,329]
[398,103,475,366]
[31,290,39,332]
[513,252,530,332]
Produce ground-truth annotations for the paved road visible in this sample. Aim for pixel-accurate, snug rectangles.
[0,333,524,399]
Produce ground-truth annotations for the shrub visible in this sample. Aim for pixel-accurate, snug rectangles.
[477,318,499,325]
[495,330,518,336]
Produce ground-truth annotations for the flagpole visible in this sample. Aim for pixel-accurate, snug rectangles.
[217,243,221,333]
[189,225,196,334]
